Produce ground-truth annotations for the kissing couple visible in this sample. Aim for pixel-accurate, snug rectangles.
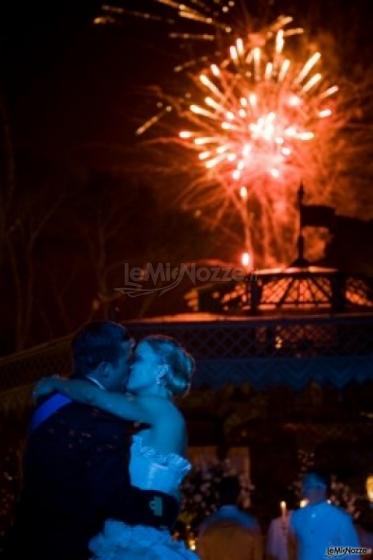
[5,321,199,560]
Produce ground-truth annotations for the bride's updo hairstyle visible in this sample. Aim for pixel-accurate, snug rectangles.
[143,335,195,397]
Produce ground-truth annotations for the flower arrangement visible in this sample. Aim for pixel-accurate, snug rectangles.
[179,457,253,530]
[329,476,360,520]
[289,448,315,502]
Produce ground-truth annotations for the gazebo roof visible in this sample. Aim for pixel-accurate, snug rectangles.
[187,264,373,315]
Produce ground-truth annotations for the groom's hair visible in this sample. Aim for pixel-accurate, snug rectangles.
[71,321,131,378]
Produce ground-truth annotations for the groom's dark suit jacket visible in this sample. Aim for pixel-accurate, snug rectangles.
[5,397,179,560]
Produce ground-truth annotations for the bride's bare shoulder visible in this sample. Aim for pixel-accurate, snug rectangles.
[137,395,183,418]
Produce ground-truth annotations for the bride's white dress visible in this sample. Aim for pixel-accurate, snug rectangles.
[89,434,199,560]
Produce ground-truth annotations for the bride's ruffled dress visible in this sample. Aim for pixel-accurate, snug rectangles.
[89,435,199,560]
[90,520,198,560]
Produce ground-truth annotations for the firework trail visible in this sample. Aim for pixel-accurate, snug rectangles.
[95,0,236,42]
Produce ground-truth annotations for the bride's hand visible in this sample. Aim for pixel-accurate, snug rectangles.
[33,375,61,403]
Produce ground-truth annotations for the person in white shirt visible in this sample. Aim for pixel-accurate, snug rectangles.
[266,497,296,560]
[289,472,361,560]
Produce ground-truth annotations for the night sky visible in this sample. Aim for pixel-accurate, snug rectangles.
[0,0,373,353]
[2,0,372,166]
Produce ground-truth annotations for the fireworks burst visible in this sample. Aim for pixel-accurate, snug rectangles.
[95,4,370,267]
[139,17,342,266]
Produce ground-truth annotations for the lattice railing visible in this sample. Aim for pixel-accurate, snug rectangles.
[0,314,372,393]
[128,314,373,359]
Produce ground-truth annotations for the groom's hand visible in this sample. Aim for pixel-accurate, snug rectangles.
[147,491,179,530]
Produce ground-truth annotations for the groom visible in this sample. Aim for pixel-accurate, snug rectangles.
[5,321,178,560]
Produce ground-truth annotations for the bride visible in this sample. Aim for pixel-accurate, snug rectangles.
[34,334,199,560]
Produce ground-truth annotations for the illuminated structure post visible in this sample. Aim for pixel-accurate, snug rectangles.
[292,182,309,268]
